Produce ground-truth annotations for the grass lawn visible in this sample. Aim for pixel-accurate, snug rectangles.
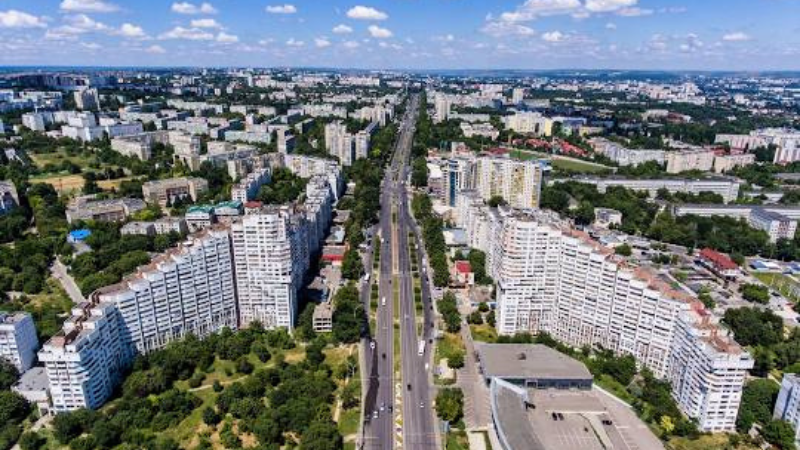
[470,324,497,343]
[338,407,361,436]
[752,271,800,302]
[435,332,465,365]
[668,433,759,450]
[446,430,469,450]
[595,374,636,405]
[552,157,612,174]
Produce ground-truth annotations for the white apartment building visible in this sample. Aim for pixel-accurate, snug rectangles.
[325,121,375,166]
[283,154,343,199]
[456,204,751,431]
[38,302,129,412]
[558,177,741,203]
[749,208,798,243]
[460,122,499,140]
[434,93,451,124]
[673,204,800,242]
[0,312,38,372]
[774,373,800,448]
[589,138,665,167]
[713,153,755,174]
[74,88,99,111]
[303,176,335,256]
[667,309,753,432]
[474,156,545,210]
[511,88,525,105]
[502,112,550,136]
[231,166,271,203]
[442,157,475,207]
[232,208,309,329]
[716,129,800,164]
[666,149,716,174]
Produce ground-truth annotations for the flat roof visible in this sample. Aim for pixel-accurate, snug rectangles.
[477,344,593,381]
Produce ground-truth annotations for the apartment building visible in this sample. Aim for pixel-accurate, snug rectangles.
[474,156,545,210]
[325,121,375,166]
[434,93,451,124]
[442,157,475,207]
[283,154,343,199]
[774,373,800,448]
[716,128,800,164]
[713,153,755,174]
[557,177,741,203]
[303,176,336,256]
[231,166,271,203]
[589,138,665,167]
[142,177,209,207]
[456,204,751,431]
[666,149,716,174]
[231,207,309,329]
[38,302,129,412]
[94,227,238,354]
[749,208,798,243]
[673,204,799,242]
[502,112,550,136]
[0,180,19,215]
[667,309,753,432]
[74,88,99,111]
[0,312,38,372]
[65,196,147,224]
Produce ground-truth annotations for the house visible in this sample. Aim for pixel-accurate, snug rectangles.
[698,248,739,280]
[453,260,474,286]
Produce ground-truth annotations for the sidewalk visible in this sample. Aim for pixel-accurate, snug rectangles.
[51,258,85,304]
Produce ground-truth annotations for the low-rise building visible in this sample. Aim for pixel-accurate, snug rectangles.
[698,248,739,279]
[65,196,147,224]
[142,177,208,207]
[312,303,333,333]
[554,177,741,204]
[593,208,622,229]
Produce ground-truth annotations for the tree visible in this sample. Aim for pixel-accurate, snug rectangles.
[18,431,45,450]
[202,407,221,426]
[762,420,797,450]
[0,360,19,390]
[740,283,770,304]
[341,249,364,280]
[301,419,343,450]
[447,351,465,369]
[737,379,780,433]
[0,391,30,424]
[467,311,484,325]
[615,244,632,257]
[487,195,507,208]
[486,310,496,327]
[435,388,464,423]
[723,307,784,347]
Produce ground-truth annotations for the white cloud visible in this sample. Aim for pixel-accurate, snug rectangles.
[605,22,617,29]
[343,40,360,49]
[332,24,353,34]
[145,44,166,54]
[346,6,388,21]
[190,18,222,29]
[286,38,304,47]
[0,10,48,28]
[80,41,101,50]
[216,32,238,43]
[67,14,110,32]
[118,23,145,38]
[266,4,297,14]
[60,0,119,13]
[480,20,535,37]
[497,0,581,22]
[542,30,564,42]
[315,37,331,48]
[159,26,214,40]
[616,7,652,17]
[585,0,636,13]
[368,25,392,39]
[723,32,751,42]
[171,2,217,15]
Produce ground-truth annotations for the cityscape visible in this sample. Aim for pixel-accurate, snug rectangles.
[1,1,800,450]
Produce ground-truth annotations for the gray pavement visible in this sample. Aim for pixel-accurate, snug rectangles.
[51,258,85,304]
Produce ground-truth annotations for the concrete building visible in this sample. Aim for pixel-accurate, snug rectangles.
[434,93,451,124]
[713,153,755,174]
[555,177,741,204]
[589,138,665,167]
[283,154,343,200]
[667,309,753,432]
[0,312,39,372]
[716,129,800,164]
[232,207,310,329]
[502,112,550,136]
[457,205,751,431]
[0,180,19,215]
[231,166,271,203]
[65,196,147,224]
[749,208,798,243]
[511,88,525,105]
[673,204,800,242]
[442,156,475,207]
[666,149,716,174]
[593,208,622,229]
[474,156,545,210]
[774,373,800,449]
[142,177,208,207]
[312,303,333,333]
[74,88,100,111]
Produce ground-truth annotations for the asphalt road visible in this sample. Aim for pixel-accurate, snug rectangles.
[361,93,423,450]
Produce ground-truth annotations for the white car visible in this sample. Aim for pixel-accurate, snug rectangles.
[381,297,386,306]
[370,341,376,350]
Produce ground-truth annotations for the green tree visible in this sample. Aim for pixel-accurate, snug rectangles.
[615,244,632,257]
[18,431,45,450]
[737,379,780,433]
[740,283,770,304]
[762,420,797,450]
[0,360,19,390]
[435,388,464,423]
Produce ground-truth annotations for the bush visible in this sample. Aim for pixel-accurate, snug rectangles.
[237,357,254,375]
[202,407,221,426]
[18,431,45,450]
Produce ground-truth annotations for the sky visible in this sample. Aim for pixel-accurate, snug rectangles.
[0,0,799,70]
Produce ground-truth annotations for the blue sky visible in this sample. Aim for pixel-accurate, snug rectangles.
[0,0,798,70]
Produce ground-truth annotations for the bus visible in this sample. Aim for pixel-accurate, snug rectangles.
[417,340,426,356]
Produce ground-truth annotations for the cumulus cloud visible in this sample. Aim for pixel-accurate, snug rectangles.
[346,6,388,21]
[723,32,751,42]
[315,37,331,48]
[616,7,652,17]
[60,0,119,13]
[118,23,146,38]
[368,25,392,39]
[191,18,222,29]
[266,4,297,14]
[605,22,617,30]
[480,20,535,37]
[171,2,217,15]
[585,0,636,13]
[159,26,214,40]
[216,32,238,43]
[0,10,47,29]
[145,44,166,54]
[343,40,360,49]
[332,24,353,34]
[286,38,304,47]
[542,30,564,42]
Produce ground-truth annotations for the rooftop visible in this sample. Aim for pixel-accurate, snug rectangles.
[476,344,592,381]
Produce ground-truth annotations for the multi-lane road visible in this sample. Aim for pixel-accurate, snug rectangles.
[361,93,437,449]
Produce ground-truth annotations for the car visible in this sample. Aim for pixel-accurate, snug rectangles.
[382,352,386,359]
[380,402,385,412]
[419,402,425,408]
[373,411,379,419]
[381,297,386,306]
[407,384,412,391]
[370,341,376,350]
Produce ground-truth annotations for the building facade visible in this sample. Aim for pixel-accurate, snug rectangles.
[0,312,39,372]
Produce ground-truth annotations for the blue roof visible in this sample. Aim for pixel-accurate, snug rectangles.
[69,229,91,240]
[750,260,768,269]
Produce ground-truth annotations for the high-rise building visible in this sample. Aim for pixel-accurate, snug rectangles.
[0,312,38,372]
[474,156,545,210]
[39,228,239,411]
[74,88,100,111]
[231,207,309,329]
[457,205,752,431]
[511,88,525,104]
[434,94,450,124]
[774,373,800,448]
[442,157,475,207]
